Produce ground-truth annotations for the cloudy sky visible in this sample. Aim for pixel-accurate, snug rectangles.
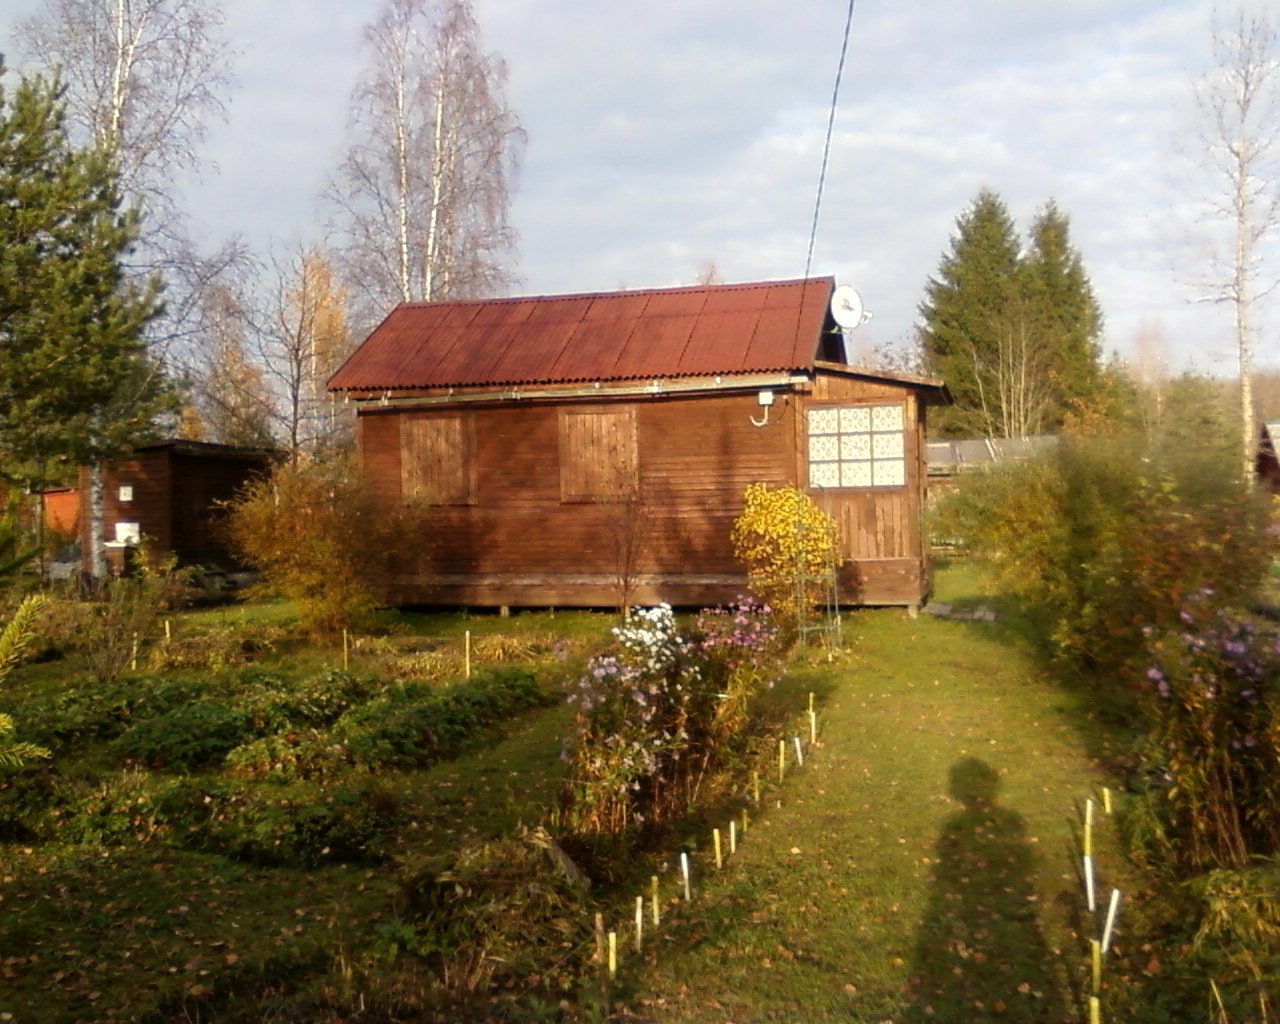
[3,0,1275,375]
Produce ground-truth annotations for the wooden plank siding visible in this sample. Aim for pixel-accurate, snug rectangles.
[360,390,795,606]
[797,371,931,605]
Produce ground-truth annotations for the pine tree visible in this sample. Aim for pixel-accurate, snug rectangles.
[0,66,170,489]
[918,189,1022,436]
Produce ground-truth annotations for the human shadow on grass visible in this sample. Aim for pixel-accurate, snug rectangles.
[901,758,1071,1024]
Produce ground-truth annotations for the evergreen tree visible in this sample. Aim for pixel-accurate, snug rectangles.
[918,189,1022,436]
[919,190,1104,438]
[0,66,170,488]
[1021,201,1103,422]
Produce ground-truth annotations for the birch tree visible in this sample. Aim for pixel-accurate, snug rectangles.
[258,247,355,463]
[16,0,239,574]
[1188,8,1280,483]
[16,0,233,246]
[330,0,525,322]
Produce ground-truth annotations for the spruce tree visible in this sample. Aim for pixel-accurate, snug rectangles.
[0,65,169,488]
[1021,201,1103,424]
[919,190,1104,437]
[918,189,1022,436]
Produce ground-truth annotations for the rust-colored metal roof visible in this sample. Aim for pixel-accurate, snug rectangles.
[328,277,836,392]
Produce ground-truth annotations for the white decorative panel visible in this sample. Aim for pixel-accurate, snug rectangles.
[872,405,904,431]
[875,459,905,486]
[839,406,871,432]
[872,432,905,459]
[808,408,838,434]
[842,461,873,488]
[809,462,840,488]
[840,434,871,460]
[809,435,839,461]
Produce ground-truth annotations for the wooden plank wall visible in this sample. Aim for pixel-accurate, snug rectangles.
[800,373,931,605]
[358,378,932,607]
[359,390,793,605]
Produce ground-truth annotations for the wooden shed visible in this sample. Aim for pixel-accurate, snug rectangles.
[328,277,950,609]
[80,439,274,575]
[1259,421,1280,494]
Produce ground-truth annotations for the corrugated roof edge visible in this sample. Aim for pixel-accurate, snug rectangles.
[327,276,836,393]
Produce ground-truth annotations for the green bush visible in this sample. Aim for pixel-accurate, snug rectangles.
[335,667,550,771]
[112,702,253,770]
[198,779,399,866]
[224,729,355,781]
[933,426,1271,676]
[1141,602,1280,871]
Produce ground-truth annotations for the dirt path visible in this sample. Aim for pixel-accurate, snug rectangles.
[622,609,1125,1023]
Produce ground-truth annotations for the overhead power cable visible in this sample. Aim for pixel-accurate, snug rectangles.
[803,0,857,281]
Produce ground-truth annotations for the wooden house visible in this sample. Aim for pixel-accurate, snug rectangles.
[328,277,950,609]
[80,439,274,575]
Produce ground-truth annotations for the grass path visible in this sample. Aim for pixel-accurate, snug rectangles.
[623,606,1132,1024]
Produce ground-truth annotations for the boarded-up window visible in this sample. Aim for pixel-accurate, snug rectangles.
[401,414,473,504]
[807,403,906,489]
[560,407,638,502]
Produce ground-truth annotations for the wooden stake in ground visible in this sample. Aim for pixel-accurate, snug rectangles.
[1084,854,1096,913]
[778,739,786,783]
[809,709,817,745]
[1102,889,1121,954]
[680,852,692,901]
[465,629,472,679]
[650,875,660,926]
[1089,995,1101,1024]
[1090,938,1102,994]
[753,770,761,806]
[608,931,617,978]
[729,818,737,854]
[342,628,349,672]
[1102,786,1112,815]
[713,828,722,869]
[594,911,605,975]
[793,735,804,767]
[634,896,643,952]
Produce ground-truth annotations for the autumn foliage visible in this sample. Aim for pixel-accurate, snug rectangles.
[225,460,416,636]
[730,483,836,636]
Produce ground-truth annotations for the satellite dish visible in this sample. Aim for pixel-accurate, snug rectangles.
[830,284,870,330]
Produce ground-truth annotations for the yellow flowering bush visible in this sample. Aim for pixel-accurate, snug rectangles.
[730,483,837,635]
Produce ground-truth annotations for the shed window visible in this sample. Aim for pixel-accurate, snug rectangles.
[560,408,638,501]
[807,404,906,489]
[401,414,473,504]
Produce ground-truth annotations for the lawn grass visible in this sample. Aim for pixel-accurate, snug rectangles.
[620,588,1138,1023]
[0,580,1152,1022]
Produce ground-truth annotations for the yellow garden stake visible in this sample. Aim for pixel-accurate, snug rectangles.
[778,739,786,783]
[752,770,761,806]
[130,632,138,672]
[793,735,804,767]
[164,618,171,641]
[650,875,660,927]
[635,896,644,952]
[680,852,692,901]
[1090,939,1102,994]
[342,628,349,672]
[809,709,817,745]
[729,818,737,854]
[464,629,472,679]
[608,931,617,978]
[808,691,814,714]
[741,808,749,834]
[1084,797,1094,857]
[1089,995,1101,1024]
[1102,786,1112,815]
[713,828,722,869]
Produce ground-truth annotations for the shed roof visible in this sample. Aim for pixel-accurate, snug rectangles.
[329,277,838,392]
